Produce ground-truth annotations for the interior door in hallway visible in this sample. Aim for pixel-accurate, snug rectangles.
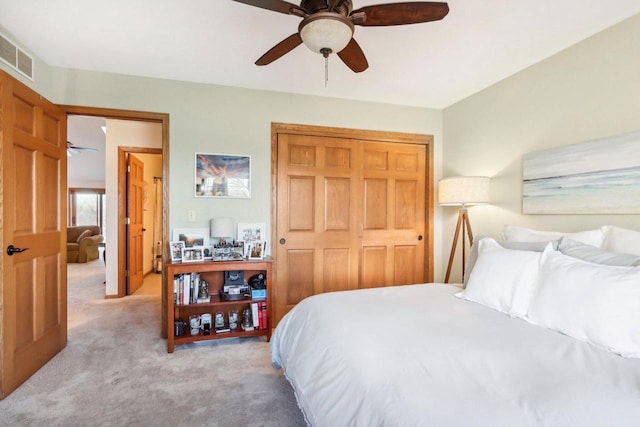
[274,125,430,326]
[0,70,67,399]
[127,154,145,294]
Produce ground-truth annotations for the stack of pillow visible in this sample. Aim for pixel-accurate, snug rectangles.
[457,225,640,358]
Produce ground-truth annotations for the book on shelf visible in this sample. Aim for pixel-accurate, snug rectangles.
[259,301,267,330]
[173,272,205,305]
[251,302,259,329]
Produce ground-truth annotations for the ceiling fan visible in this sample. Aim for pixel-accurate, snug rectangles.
[67,141,98,157]
[232,0,449,73]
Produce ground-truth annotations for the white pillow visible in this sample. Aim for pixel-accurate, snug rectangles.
[464,237,557,288]
[527,246,640,358]
[558,237,640,266]
[502,225,605,248]
[602,225,640,256]
[456,238,542,318]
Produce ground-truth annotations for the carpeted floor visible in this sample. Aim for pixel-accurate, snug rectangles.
[0,259,306,427]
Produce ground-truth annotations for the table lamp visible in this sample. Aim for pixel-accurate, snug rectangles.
[210,217,234,246]
[439,176,490,283]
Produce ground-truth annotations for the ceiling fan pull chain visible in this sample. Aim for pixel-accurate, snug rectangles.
[325,55,329,87]
[320,47,332,87]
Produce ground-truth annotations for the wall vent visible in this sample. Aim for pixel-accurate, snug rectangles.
[0,32,34,80]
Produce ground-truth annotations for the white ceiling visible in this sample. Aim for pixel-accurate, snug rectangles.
[2,1,639,108]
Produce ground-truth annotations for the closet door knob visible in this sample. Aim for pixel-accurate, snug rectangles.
[418,235,423,241]
[279,238,286,245]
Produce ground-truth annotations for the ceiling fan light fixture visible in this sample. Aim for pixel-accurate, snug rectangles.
[299,12,354,55]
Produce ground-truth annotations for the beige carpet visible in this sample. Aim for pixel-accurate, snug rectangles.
[0,259,305,426]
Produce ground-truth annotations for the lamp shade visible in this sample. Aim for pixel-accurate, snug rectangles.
[438,176,490,206]
[299,13,354,54]
[210,217,234,239]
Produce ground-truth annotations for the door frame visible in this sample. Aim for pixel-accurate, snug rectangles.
[270,122,435,282]
[62,105,170,338]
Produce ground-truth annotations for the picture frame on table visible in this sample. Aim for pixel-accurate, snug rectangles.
[203,246,214,260]
[248,241,266,260]
[172,228,209,248]
[213,241,245,261]
[170,241,185,262]
[237,222,267,256]
[195,153,251,198]
[182,247,205,263]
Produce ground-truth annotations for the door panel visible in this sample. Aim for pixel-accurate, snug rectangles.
[275,134,361,323]
[127,154,145,294]
[1,70,67,399]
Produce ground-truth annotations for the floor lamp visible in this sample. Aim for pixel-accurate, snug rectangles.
[439,176,490,283]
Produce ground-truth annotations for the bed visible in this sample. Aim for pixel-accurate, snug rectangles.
[271,225,640,426]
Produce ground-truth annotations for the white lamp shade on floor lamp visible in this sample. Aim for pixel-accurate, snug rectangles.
[439,176,490,283]
[438,176,490,206]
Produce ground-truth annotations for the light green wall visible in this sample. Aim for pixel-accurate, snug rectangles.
[442,13,640,281]
[0,37,445,279]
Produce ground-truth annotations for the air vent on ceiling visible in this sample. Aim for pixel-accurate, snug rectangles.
[0,32,34,80]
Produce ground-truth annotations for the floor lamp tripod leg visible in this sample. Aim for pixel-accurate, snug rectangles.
[444,210,464,283]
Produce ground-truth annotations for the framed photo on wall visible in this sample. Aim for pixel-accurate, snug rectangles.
[195,153,251,198]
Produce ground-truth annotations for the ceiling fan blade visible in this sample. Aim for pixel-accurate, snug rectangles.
[232,0,306,15]
[255,33,303,66]
[352,2,449,26]
[337,38,368,73]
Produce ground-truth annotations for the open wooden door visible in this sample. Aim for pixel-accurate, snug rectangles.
[0,70,67,399]
[127,154,145,294]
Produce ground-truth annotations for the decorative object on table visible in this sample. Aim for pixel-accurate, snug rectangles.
[249,273,267,300]
[220,270,250,300]
[203,246,213,260]
[195,153,251,198]
[170,241,185,262]
[237,222,267,257]
[172,228,209,248]
[189,315,201,336]
[439,176,490,283]
[522,130,640,214]
[228,310,239,330]
[241,308,254,332]
[197,280,210,303]
[174,320,186,337]
[214,310,230,333]
[200,313,212,336]
[181,246,205,263]
[248,241,267,260]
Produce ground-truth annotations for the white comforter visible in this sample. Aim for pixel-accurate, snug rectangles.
[271,284,640,426]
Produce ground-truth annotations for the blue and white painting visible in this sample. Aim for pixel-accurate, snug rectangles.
[522,131,640,214]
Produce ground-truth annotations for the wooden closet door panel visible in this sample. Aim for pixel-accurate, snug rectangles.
[275,134,360,324]
[360,142,426,287]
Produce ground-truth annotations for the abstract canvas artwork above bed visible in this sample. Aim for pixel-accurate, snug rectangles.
[522,130,640,214]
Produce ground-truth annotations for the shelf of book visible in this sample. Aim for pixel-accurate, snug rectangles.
[166,258,273,353]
